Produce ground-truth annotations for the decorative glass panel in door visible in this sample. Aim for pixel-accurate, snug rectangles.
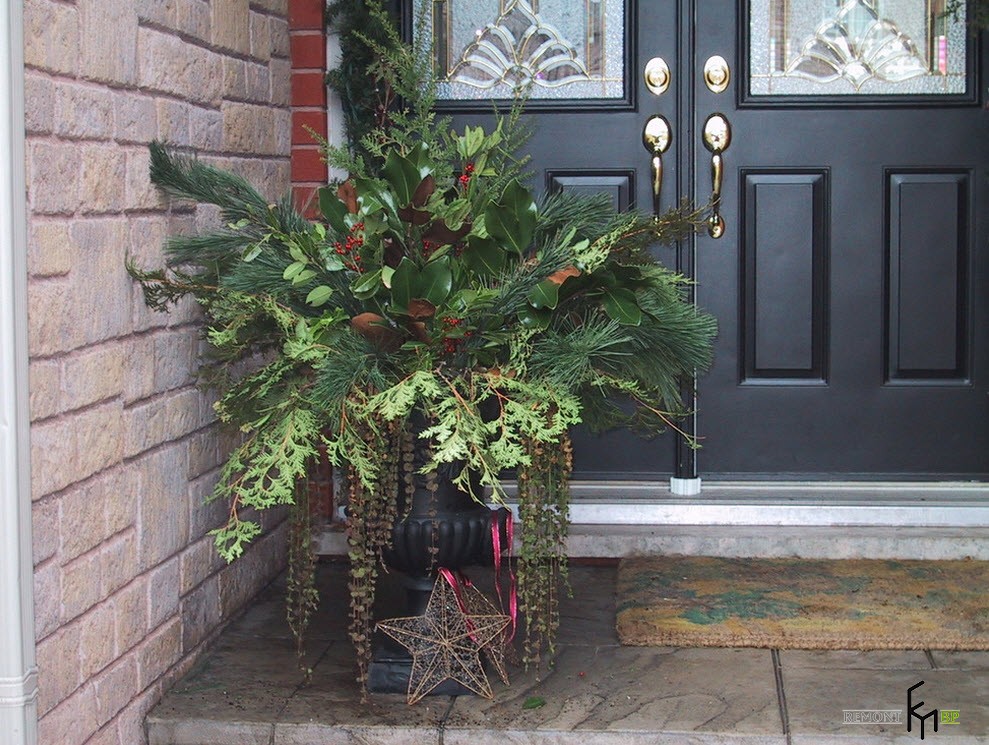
[750,0,968,96]
[424,0,626,102]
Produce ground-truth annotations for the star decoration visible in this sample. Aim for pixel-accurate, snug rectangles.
[376,577,510,704]
[460,580,519,686]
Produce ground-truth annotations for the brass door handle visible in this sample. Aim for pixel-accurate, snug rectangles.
[642,115,672,220]
[702,113,731,239]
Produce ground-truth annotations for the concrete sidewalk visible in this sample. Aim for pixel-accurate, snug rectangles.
[146,563,989,744]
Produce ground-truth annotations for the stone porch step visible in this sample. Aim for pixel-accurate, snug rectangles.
[146,564,989,745]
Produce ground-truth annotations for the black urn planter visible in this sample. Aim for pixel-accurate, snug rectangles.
[366,420,510,695]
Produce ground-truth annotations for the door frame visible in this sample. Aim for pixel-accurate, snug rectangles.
[0,0,38,742]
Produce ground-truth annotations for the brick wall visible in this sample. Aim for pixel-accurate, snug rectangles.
[24,1,296,743]
[289,0,329,216]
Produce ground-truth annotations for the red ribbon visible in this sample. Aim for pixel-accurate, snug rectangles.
[491,510,518,642]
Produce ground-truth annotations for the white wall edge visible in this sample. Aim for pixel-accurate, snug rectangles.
[0,0,37,743]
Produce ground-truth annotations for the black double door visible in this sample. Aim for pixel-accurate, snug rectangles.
[450,1,989,482]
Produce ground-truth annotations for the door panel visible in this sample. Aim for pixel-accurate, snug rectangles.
[694,1,989,478]
[425,0,989,481]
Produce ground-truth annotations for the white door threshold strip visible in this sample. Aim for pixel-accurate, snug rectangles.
[501,481,989,527]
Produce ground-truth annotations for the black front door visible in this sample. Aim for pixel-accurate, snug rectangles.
[431,0,989,482]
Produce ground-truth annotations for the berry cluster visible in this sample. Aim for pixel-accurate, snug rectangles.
[440,316,473,356]
[333,222,365,272]
[421,239,437,258]
[458,162,475,188]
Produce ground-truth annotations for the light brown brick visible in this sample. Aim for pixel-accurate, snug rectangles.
[177,0,211,41]
[30,412,79,499]
[211,0,251,54]
[68,219,132,346]
[125,147,163,211]
[92,654,138,726]
[54,81,116,140]
[188,105,224,150]
[24,72,54,134]
[33,560,61,640]
[79,0,138,85]
[23,0,80,76]
[75,402,125,482]
[135,445,192,568]
[136,0,177,26]
[29,142,81,214]
[105,464,139,535]
[32,497,59,565]
[148,556,180,628]
[221,101,279,154]
[250,11,271,60]
[179,536,214,595]
[221,56,248,99]
[114,92,158,144]
[121,334,157,404]
[152,328,197,392]
[61,552,102,621]
[61,343,126,412]
[80,145,127,214]
[252,0,288,14]
[79,602,117,678]
[187,429,219,480]
[245,61,271,102]
[28,220,72,279]
[138,617,181,689]
[37,685,99,745]
[270,57,291,107]
[29,357,61,422]
[156,97,191,147]
[59,482,108,562]
[269,16,289,58]
[100,530,137,598]
[137,27,223,105]
[35,624,84,716]
[114,577,149,654]
[180,574,221,653]
[124,388,205,458]
[114,683,161,745]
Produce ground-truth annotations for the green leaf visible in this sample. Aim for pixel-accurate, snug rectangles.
[484,179,537,254]
[601,287,643,326]
[318,187,348,233]
[464,236,506,276]
[528,279,559,310]
[381,265,395,288]
[383,150,422,206]
[305,285,333,307]
[418,257,452,305]
[517,306,551,331]
[242,243,263,262]
[522,696,546,710]
[292,268,317,285]
[390,257,418,309]
[351,268,383,300]
[283,261,305,280]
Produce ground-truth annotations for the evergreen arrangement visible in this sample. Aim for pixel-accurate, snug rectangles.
[130,0,716,694]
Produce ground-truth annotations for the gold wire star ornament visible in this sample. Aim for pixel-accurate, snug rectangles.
[376,576,510,705]
[460,578,519,686]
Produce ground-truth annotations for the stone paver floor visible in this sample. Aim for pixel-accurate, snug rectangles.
[147,563,989,744]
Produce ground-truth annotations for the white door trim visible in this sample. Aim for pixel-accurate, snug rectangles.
[0,1,38,742]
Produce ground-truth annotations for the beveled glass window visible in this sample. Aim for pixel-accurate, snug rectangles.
[750,0,967,96]
[423,0,625,102]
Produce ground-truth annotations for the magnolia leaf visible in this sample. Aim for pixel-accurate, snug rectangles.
[398,205,431,225]
[337,180,358,213]
[518,306,551,331]
[601,287,643,326]
[411,174,436,207]
[383,150,422,206]
[547,266,581,285]
[419,257,452,305]
[351,312,401,351]
[423,218,472,246]
[318,186,349,233]
[528,279,560,310]
[406,298,437,320]
[381,265,395,289]
[305,285,333,307]
[390,257,418,309]
[464,236,506,276]
[485,179,536,254]
[407,320,429,342]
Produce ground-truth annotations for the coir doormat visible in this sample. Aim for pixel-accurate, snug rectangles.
[616,556,989,650]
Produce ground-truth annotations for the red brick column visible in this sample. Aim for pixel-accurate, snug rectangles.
[289,0,329,217]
